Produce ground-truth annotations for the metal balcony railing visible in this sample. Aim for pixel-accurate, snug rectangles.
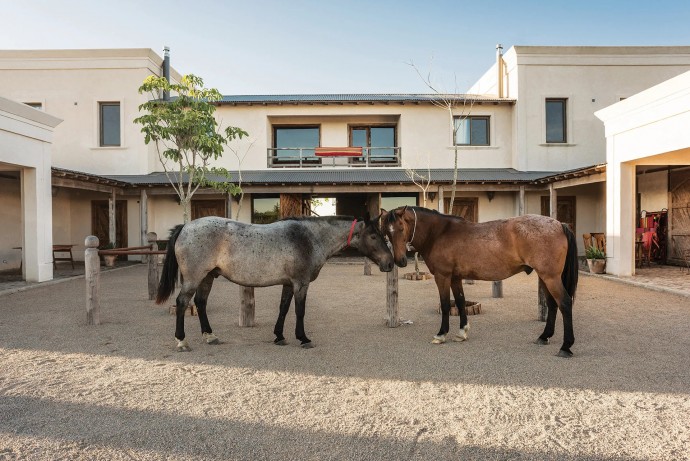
[267,147,401,168]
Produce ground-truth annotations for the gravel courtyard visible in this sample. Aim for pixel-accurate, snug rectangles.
[0,262,689,460]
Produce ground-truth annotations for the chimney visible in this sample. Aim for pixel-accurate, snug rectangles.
[496,43,504,98]
[163,46,171,101]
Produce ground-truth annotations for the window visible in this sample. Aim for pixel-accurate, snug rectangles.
[273,126,320,164]
[99,102,121,146]
[454,116,489,146]
[381,194,417,210]
[350,126,396,163]
[545,98,567,143]
[252,196,280,223]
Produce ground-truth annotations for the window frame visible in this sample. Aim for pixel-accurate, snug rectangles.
[272,125,321,165]
[98,101,122,147]
[545,98,567,144]
[453,116,490,146]
[251,194,281,224]
[348,124,398,164]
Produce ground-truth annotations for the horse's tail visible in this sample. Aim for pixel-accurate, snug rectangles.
[155,224,184,304]
[561,223,579,300]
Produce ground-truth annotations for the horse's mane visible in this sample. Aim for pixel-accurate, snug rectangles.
[385,206,466,225]
[280,215,385,236]
[279,215,355,224]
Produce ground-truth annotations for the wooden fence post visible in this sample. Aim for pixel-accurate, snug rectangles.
[239,286,255,327]
[363,258,372,275]
[492,280,503,298]
[386,265,399,327]
[147,232,158,301]
[85,235,100,325]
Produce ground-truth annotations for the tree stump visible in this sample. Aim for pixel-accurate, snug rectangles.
[437,300,482,316]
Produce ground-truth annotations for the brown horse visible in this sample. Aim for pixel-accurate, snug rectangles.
[381,206,579,357]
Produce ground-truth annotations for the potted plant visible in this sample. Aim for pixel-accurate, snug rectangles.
[585,245,606,274]
[101,242,117,267]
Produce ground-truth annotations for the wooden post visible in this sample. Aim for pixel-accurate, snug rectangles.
[239,286,255,327]
[147,232,158,301]
[363,258,372,275]
[109,190,116,246]
[386,265,399,327]
[519,186,525,216]
[492,280,503,298]
[438,185,445,213]
[85,235,100,325]
[140,189,148,263]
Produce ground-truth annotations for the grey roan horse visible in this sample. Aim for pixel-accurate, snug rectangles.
[156,215,394,351]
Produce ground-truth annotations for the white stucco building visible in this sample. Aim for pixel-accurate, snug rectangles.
[1,45,690,277]
[596,70,690,275]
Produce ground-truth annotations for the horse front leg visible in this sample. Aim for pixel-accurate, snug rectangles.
[450,275,469,342]
[194,274,219,345]
[433,274,452,344]
[293,283,313,348]
[273,284,294,345]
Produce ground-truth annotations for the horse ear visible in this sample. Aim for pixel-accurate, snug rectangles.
[395,206,407,218]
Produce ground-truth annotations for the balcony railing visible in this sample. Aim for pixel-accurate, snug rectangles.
[267,147,401,168]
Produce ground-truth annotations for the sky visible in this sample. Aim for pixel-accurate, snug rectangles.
[3,0,690,95]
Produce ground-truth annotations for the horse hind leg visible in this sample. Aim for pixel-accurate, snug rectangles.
[539,276,575,358]
[450,275,469,342]
[536,277,558,345]
[174,284,197,352]
[194,273,219,345]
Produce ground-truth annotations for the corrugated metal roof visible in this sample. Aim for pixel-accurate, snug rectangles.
[105,168,563,186]
[217,94,515,105]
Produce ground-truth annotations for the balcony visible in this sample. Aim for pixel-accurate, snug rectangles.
[267,146,401,168]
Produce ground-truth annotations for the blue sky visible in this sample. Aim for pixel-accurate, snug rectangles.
[3,0,690,94]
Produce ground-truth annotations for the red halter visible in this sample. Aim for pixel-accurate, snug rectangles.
[346,219,357,247]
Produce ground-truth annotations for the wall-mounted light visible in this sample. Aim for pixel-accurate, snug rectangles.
[427,192,437,201]
[486,191,495,202]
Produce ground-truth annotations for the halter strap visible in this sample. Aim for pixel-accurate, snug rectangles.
[407,208,418,250]
[346,219,357,247]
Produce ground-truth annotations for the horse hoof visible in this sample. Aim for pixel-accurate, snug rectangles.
[431,335,446,344]
[274,339,288,346]
[176,339,191,352]
[300,341,314,349]
[557,349,573,358]
[452,334,467,342]
[203,332,219,345]
[535,338,549,346]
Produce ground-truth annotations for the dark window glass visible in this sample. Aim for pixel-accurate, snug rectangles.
[100,102,121,146]
[274,127,319,162]
[454,116,490,146]
[252,196,280,223]
[545,99,566,143]
[350,125,396,163]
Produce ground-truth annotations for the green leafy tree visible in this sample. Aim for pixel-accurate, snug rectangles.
[135,74,247,223]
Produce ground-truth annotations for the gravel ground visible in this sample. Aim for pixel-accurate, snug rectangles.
[0,262,689,460]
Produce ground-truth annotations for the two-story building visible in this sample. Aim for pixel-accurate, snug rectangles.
[1,46,690,278]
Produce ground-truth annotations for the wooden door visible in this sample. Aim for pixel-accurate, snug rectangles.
[541,196,576,231]
[670,167,690,262]
[192,200,226,220]
[92,200,127,247]
[445,197,478,222]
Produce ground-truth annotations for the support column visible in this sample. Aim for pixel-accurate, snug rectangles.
[109,189,116,246]
[438,186,445,213]
[518,185,525,216]
[140,189,148,263]
[549,183,558,219]
[21,166,53,282]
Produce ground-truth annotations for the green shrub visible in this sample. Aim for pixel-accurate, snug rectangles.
[585,245,605,259]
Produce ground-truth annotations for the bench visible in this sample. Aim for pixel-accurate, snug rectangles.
[314,147,363,157]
